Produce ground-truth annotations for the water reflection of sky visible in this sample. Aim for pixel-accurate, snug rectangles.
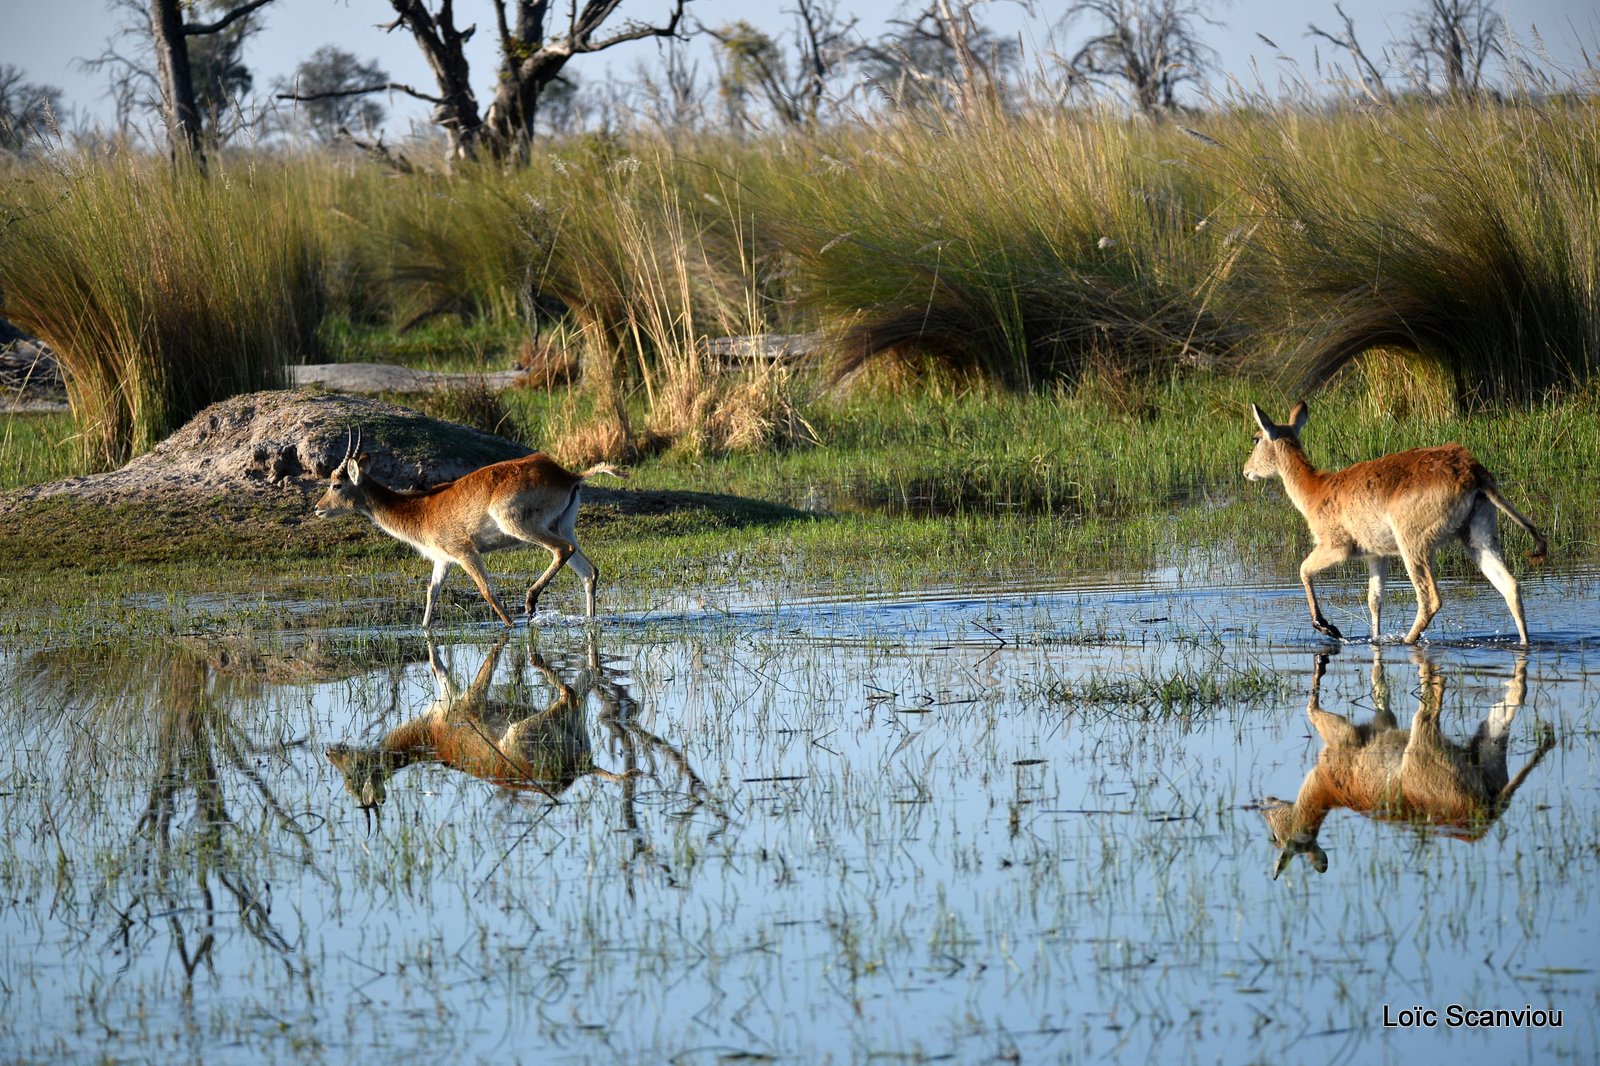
[3,572,1597,1063]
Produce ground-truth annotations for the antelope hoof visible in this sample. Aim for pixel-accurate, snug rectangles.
[524,591,540,616]
[1313,618,1344,641]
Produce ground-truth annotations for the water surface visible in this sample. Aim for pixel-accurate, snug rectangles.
[3,567,1597,1063]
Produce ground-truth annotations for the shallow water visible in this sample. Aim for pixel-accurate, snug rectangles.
[2,566,1598,1064]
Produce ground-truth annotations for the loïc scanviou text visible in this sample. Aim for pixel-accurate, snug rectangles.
[1382,1004,1563,1029]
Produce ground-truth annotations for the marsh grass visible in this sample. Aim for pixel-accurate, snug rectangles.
[0,157,323,467]
[741,113,1240,389]
[1040,662,1292,714]
[1202,98,1600,407]
[9,93,1597,476]
[0,409,77,490]
[297,94,1597,425]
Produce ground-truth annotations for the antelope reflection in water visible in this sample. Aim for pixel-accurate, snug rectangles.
[327,634,714,833]
[1264,649,1555,879]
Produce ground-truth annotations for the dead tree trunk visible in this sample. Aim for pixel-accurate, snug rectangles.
[383,0,686,161]
[147,0,275,168]
[149,0,202,163]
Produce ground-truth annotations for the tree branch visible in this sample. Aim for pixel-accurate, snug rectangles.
[184,0,276,37]
[277,81,445,105]
[1307,1,1390,97]
[578,1,687,53]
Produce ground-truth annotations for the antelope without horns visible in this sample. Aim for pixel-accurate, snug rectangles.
[1244,400,1547,645]
[313,434,626,626]
[1264,650,1555,879]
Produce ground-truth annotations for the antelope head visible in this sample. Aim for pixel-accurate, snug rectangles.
[325,742,400,810]
[1244,400,1309,482]
[314,430,371,519]
[1262,798,1329,878]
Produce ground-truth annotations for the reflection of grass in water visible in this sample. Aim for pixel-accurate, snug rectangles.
[0,624,1587,1061]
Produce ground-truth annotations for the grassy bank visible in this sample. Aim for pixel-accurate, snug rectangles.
[1,374,1592,639]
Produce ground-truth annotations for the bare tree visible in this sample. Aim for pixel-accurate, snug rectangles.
[337,0,687,160]
[85,0,273,164]
[854,0,1022,114]
[1307,1,1395,100]
[629,36,708,132]
[535,74,585,135]
[0,65,64,152]
[275,46,390,142]
[706,1,857,131]
[1406,0,1504,95]
[1061,0,1219,115]
[1309,0,1505,101]
[148,0,275,164]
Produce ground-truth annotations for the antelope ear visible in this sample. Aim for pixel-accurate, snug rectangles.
[1287,400,1309,434]
[343,457,363,484]
[1308,844,1329,873]
[1250,402,1274,435]
[1272,849,1294,880]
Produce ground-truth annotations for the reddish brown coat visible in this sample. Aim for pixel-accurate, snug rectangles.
[1245,401,1545,644]
[1265,652,1554,878]
[315,448,626,626]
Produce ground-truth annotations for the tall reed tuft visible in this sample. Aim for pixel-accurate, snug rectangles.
[758,112,1243,390]
[361,161,545,330]
[1213,98,1600,407]
[1,157,323,466]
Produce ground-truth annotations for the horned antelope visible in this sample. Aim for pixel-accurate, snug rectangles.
[313,435,626,626]
[1244,401,1547,644]
[1264,650,1555,878]
[326,635,639,817]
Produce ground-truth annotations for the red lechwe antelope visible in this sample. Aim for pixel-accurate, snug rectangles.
[314,438,626,626]
[1244,401,1547,644]
[1264,650,1554,878]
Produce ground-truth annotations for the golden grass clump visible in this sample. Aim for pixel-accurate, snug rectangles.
[552,412,637,469]
[647,348,817,456]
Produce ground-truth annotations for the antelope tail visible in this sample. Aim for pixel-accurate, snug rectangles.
[1481,483,1548,564]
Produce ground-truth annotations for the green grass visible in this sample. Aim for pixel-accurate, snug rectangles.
[317,315,531,371]
[0,410,77,490]
[2,372,1592,640]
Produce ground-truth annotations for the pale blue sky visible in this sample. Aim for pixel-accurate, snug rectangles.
[3,0,1597,137]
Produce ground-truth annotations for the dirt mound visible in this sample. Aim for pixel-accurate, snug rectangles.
[2,390,534,510]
